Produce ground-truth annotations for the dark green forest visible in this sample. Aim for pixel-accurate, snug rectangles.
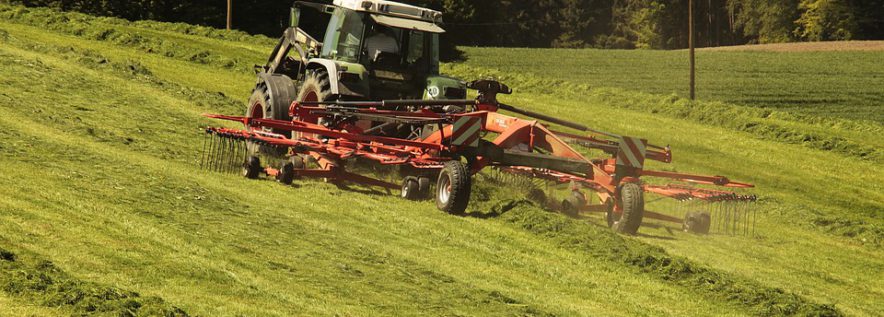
[6,0,884,49]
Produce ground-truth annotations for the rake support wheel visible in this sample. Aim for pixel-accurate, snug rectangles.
[401,177,421,200]
[277,162,295,185]
[243,156,262,179]
[612,182,644,234]
[436,161,471,214]
[561,192,586,218]
[684,211,711,234]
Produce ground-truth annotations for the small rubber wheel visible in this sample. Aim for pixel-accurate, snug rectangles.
[401,177,421,200]
[612,182,644,234]
[562,191,586,217]
[290,155,306,169]
[684,211,711,234]
[605,199,615,228]
[436,161,471,214]
[242,156,262,179]
[417,176,431,198]
[277,162,295,185]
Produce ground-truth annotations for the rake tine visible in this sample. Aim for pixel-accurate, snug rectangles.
[733,201,739,235]
[200,130,209,169]
[229,138,237,174]
[752,197,757,236]
[206,132,216,171]
[216,136,227,173]
[209,133,219,172]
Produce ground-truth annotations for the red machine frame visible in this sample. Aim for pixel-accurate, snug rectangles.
[204,80,755,234]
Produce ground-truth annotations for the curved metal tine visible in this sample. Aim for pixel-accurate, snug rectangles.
[230,138,239,174]
[222,137,231,174]
[205,132,216,171]
[218,137,229,173]
[752,196,758,236]
[733,200,740,235]
[200,130,209,169]
[210,134,219,172]
[218,138,230,173]
[723,199,731,235]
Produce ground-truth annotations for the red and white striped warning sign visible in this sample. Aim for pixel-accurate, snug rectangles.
[451,116,482,147]
[616,136,648,169]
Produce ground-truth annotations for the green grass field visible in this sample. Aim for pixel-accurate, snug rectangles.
[460,47,884,123]
[0,5,882,316]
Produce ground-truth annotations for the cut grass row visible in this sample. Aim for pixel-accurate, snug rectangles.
[0,245,189,316]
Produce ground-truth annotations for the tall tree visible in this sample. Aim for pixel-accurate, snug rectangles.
[727,0,800,43]
[795,0,857,41]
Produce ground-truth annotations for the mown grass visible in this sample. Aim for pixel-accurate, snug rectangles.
[460,47,884,124]
[0,4,881,316]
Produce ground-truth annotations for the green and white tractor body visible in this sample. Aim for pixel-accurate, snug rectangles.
[250,0,467,127]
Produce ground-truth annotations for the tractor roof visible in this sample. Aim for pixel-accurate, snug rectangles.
[333,0,443,24]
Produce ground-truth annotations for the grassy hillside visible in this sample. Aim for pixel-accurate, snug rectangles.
[460,46,884,123]
[0,5,881,316]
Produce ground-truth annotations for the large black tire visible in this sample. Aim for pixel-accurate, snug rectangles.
[246,78,295,156]
[612,182,644,234]
[435,161,472,214]
[684,211,711,234]
[292,69,333,139]
[297,69,332,103]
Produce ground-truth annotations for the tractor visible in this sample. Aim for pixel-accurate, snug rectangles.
[247,0,466,138]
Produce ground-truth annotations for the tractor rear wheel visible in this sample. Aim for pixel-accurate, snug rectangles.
[436,161,471,214]
[246,78,295,156]
[612,182,644,234]
[295,69,332,137]
[684,211,711,234]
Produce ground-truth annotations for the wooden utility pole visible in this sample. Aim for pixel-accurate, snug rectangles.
[227,0,232,30]
[689,0,695,100]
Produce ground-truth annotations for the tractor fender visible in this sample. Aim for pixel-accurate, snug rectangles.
[255,73,298,118]
[305,59,342,95]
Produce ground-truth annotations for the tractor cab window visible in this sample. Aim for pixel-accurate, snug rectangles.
[404,30,440,75]
[367,26,439,74]
[321,8,364,62]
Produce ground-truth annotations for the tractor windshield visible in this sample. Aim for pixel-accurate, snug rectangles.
[321,8,441,73]
[321,8,365,62]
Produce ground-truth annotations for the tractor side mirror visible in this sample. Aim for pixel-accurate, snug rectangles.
[290,6,301,28]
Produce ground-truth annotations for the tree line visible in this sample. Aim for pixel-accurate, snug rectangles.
[7,0,884,50]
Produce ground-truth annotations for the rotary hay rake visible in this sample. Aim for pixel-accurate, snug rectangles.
[201,80,757,235]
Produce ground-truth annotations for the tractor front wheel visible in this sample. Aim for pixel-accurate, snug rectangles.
[612,182,644,234]
[436,161,471,214]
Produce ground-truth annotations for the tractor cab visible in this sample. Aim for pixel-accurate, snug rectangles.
[285,0,463,100]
